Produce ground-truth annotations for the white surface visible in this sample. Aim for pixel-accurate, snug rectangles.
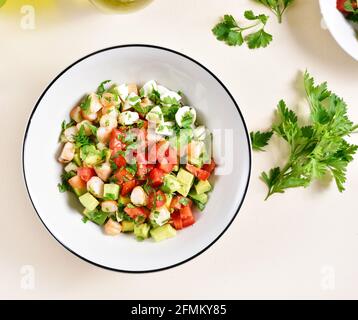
[23,45,251,272]
[1,0,358,299]
[320,0,358,60]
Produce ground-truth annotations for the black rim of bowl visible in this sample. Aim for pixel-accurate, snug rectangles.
[22,44,252,273]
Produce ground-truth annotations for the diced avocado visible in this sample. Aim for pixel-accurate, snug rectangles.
[118,195,130,206]
[161,174,182,193]
[150,224,177,242]
[79,192,99,211]
[64,162,78,173]
[165,193,173,209]
[195,180,211,195]
[194,201,206,211]
[73,186,87,197]
[189,191,208,205]
[83,208,108,225]
[73,153,82,166]
[104,184,120,200]
[177,168,194,197]
[80,145,102,166]
[122,220,135,232]
[84,153,102,166]
[134,223,150,240]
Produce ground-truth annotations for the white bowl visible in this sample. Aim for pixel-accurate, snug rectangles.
[22,45,251,272]
[320,0,358,60]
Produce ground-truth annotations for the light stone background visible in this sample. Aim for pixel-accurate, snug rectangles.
[1,0,358,299]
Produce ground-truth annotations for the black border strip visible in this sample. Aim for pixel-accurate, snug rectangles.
[22,44,252,273]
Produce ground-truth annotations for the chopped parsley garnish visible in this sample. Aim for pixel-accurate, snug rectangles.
[74,125,90,148]
[96,80,111,96]
[57,171,76,193]
[80,95,91,113]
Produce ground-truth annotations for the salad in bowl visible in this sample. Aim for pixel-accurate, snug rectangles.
[58,80,215,242]
[320,0,358,60]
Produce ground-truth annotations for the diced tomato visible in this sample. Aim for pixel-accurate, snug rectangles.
[171,212,183,230]
[182,215,195,228]
[77,167,96,182]
[111,148,126,168]
[185,164,210,181]
[124,206,150,219]
[68,175,86,190]
[179,205,193,220]
[147,190,166,209]
[121,180,136,196]
[170,196,192,210]
[109,128,126,150]
[114,168,134,185]
[202,159,216,174]
[148,141,177,165]
[149,168,165,187]
[337,0,357,13]
[157,162,174,173]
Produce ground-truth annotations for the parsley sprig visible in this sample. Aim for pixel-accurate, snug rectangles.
[256,0,294,23]
[257,72,358,200]
[212,11,273,49]
[250,130,273,151]
[74,125,90,148]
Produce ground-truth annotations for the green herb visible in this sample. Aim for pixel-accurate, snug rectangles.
[61,119,76,132]
[143,181,154,195]
[88,124,97,136]
[212,11,273,49]
[126,163,137,176]
[133,103,151,115]
[57,171,76,193]
[97,80,111,96]
[136,119,145,128]
[250,130,273,151]
[74,125,90,148]
[260,71,358,200]
[80,95,91,113]
[117,210,134,222]
[110,160,118,171]
[256,0,294,23]
[162,105,180,121]
[148,88,161,104]
[104,193,116,201]
[181,111,194,128]
[109,176,118,184]
[127,203,135,209]
[344,0,358,13]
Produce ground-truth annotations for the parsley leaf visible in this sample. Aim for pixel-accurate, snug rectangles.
[96,80,111,96]
[181,111,194,128]
[212,11,273,49]
[250,130,273,151]
[260,71,358,200]
[57,171,76,193]
[126,163,137,176]
[74,125,90,148]
[80,95,91,113]
[256,0,295,23]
